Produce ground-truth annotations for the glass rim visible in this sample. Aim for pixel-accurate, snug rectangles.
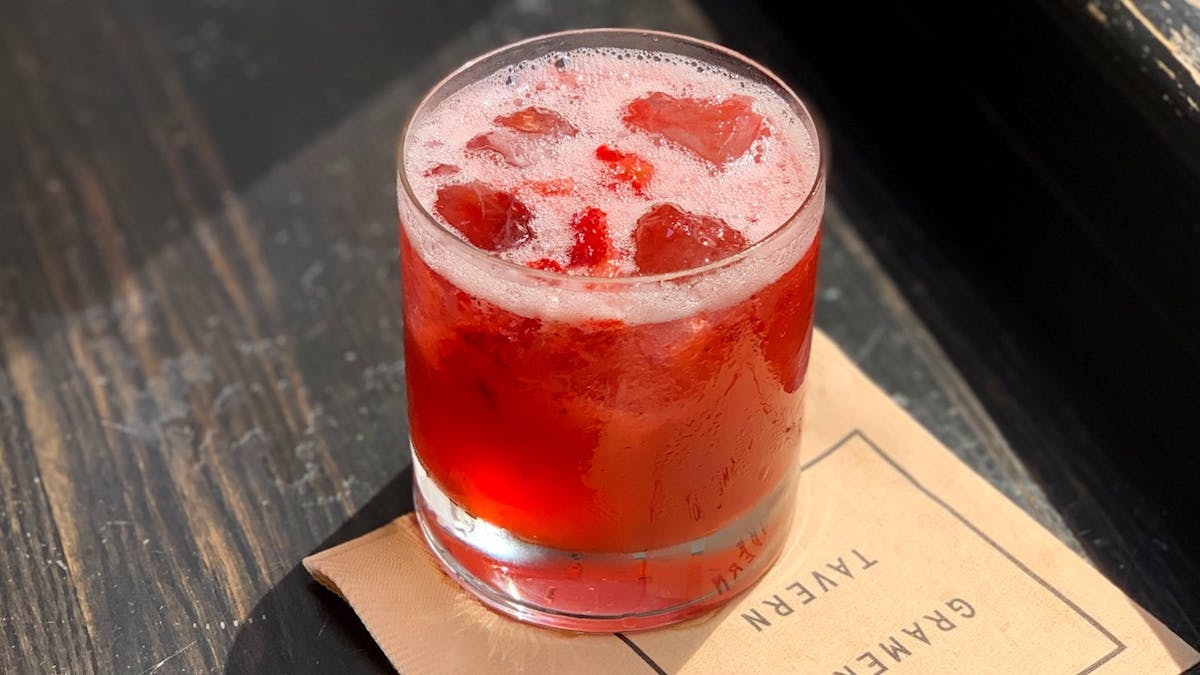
[396,27,827,286]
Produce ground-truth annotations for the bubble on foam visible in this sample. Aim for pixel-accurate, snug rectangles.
[402,46,821,324]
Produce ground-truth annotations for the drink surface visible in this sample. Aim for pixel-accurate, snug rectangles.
[400,45,822,556]
[403,46,820,323]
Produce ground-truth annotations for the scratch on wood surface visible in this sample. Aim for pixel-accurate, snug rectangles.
[165,351,214,385]
[853,326,886,363]
[139,640,196,675]
[300,261,325,289]
[212,383,245,412]
[235,336,285,357]
[362,360,406,392]
[230,428,269,453]
[100,420,156,440]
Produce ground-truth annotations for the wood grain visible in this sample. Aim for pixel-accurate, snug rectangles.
[0,0,1110,672]
[1091,0,1200,116]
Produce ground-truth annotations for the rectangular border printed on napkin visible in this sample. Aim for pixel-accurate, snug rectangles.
[619,430,1124,675]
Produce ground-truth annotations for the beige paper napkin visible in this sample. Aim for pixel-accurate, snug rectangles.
[305,330,1200,674]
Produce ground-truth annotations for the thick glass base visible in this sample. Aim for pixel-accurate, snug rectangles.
[412,443,796,632]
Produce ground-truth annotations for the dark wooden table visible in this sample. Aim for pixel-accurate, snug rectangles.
[2,1,1196,672]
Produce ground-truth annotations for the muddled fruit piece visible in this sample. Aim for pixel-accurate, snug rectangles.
[467,107,575,168]
[424,163,460,177]
[624,92,768,167]
[633,203,749,274]
[466,132,529,167]
[434,182,534,252]
[568,207,612,270]
[527,258,566,272]
[595,145,654,194]
[495,106,577,136]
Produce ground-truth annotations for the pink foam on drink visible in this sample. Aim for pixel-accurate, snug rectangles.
[401,47,822,324]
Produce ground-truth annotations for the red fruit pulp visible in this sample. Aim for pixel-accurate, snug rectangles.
[526,257,566,272]
[624,92,769,167]
[567,207,611,270]
[465,131,530,167]
[633,203,750,274]
[495,106,578,136]
[432,182,533,252]
[595,144,654,194]
[467,106,576,167]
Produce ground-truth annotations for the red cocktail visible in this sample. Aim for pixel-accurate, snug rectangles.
[398,30,824,631]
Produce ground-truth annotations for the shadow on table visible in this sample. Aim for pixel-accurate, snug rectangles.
[224,465,414,675]
[221,460,731,675]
